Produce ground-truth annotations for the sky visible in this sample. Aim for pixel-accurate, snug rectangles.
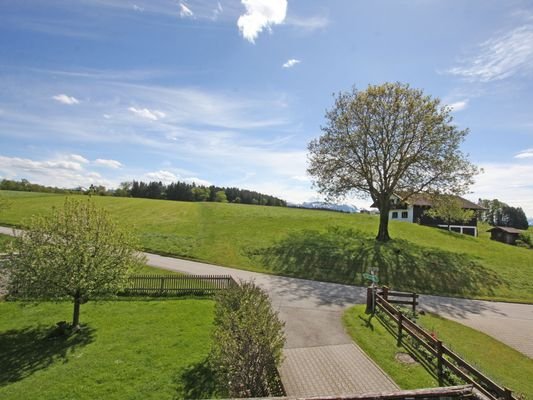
[1,0,532,216]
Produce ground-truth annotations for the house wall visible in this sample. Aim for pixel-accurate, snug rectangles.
[490,231,519,245]
[389,206,414,223]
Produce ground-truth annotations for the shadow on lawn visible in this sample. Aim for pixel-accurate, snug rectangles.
[250,227,506,297]
[173,358,220,400]
[0,324,95,386]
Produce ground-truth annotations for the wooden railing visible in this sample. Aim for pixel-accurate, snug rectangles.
[374,292,516,400]
[122,274,237,296]
[379,286,419,313]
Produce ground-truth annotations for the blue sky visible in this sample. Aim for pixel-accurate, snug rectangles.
[1,0,532,216]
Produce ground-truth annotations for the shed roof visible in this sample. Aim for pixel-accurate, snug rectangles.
[487,226,524,234]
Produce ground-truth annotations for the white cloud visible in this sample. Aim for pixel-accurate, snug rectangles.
[132,4,144,12]
[0,155,113,189]
[183,176,211,186]
[237,0,287,43]
[211,1,223,20]
[285,15,329,31]
[448,99,469,112]
[282,59,301,68]
[128,106,166,121]
[471,162,533,217]
[448,24,533,82]
[68,154,89,164]
[291,175,310,182]
[144,170,210,186]
[94,158,123,169]
[515,149,533,159]
[145,170,178,184]
[179,2,194,18]
[52,94,79,105]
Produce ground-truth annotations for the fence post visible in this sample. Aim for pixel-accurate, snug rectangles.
[503,387,513,400]
[160,276,165,295]
[397,312,403,347]
[436,340,444,386]
[382,286,389,301]
[412,293,417,314]
[366,287,375,314]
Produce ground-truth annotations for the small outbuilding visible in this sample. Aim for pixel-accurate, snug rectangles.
[487,226,523,245]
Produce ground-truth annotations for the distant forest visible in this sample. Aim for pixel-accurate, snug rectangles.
[0,179,287,207]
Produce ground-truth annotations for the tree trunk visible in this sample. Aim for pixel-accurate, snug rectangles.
[72,291,81,329]
[376,207,391,242]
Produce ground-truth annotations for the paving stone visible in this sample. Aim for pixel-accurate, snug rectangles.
[279,344,398,397]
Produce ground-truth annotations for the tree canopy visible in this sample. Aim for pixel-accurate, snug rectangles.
[6,198,145,328]
[426,195,475,229]
[308,82,478,241]
[478,199,529,230]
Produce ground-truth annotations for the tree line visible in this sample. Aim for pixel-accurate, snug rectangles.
[0,178,286,207]
[125,180,286,206]
[478,199,529,230]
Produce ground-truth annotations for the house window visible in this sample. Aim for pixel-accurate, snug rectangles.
[401,211,408,219]
[392,211,398,219]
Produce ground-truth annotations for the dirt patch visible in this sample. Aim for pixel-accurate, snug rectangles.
[395,352,418,365]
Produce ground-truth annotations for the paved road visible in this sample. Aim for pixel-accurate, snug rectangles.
[3,226,533,394]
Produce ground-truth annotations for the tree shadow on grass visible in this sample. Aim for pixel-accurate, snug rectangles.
[249,227,507,298]
[0,324,95,386]
[173,358,221,400]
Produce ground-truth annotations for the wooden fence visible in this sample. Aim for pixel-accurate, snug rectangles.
[373,291,516,400]
[122,274,237,296]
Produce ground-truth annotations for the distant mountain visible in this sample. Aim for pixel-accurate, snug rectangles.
[289,201,359,213]
[529,218,533,226]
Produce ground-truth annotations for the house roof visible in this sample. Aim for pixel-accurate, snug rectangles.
[371,192,486,210]
[397,193,486,210]
[487,226,523,234]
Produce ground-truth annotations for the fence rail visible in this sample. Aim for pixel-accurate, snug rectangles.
[373,291,516,400]
[123,274,237,296]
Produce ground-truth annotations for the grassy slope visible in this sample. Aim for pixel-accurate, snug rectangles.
[343,306,533,399]
[0,300,215,400]
[1,191,532,302]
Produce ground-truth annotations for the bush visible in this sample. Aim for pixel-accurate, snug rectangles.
[210,281,285,398]
[517,233,532,248]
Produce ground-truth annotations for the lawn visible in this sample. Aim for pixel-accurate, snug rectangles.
[1,191,532,302]
[0,299,217,400]
[343,306,533,399]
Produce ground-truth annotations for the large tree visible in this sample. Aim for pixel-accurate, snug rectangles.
[6,198,145,329]
[308,82,478,241]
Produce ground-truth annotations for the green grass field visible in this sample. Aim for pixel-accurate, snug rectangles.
[0,299,217,400]
[343,306,533,399]
[1,191,532,302]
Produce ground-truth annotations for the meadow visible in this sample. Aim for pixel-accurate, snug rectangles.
[1,191,532,302]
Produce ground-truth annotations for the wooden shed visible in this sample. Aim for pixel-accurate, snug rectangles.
[487,226,523,245]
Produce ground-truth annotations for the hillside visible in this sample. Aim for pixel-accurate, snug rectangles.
[1,190,532,303]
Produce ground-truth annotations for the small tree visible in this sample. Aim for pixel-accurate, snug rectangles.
[308,82,478,242]
[210,281,285,398]
[426,195,475,231]
[215,190,228,203]
[6,198,145,329]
